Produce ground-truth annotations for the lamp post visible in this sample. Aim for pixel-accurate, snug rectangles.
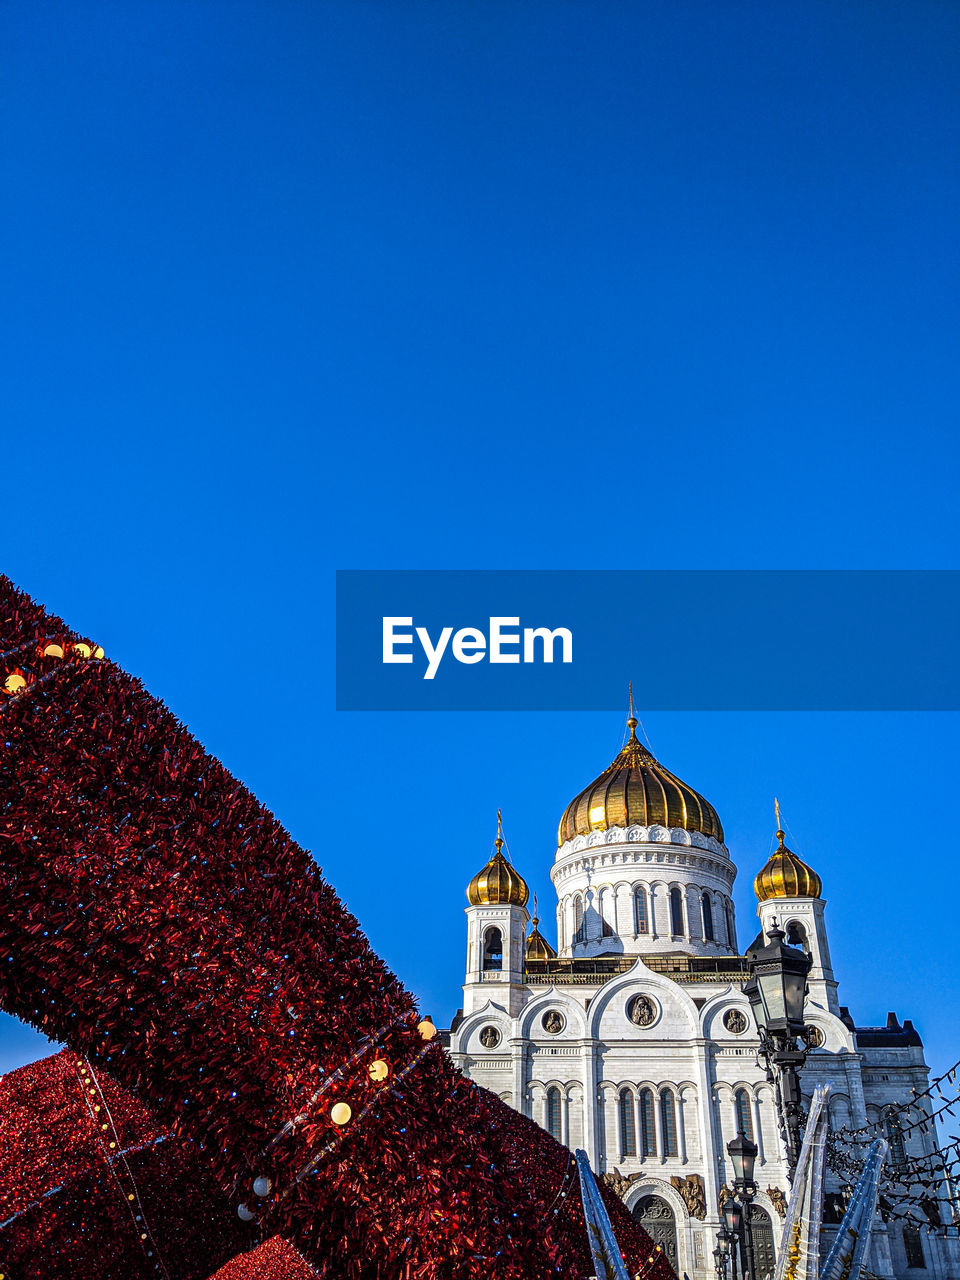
[721,1197,742,1280]
[744,919,812,1179]
[727,1130,759,1280]
[714,1237,729,1280]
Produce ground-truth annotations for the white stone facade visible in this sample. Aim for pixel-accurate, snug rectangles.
[446,822,960,1280]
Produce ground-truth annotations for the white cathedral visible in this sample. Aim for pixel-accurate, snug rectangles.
[444,716,960,1280]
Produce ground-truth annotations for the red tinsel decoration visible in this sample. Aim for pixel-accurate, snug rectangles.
[0,576,675,1280]
[205,1238,319,1280]
[0,1048,251,1279]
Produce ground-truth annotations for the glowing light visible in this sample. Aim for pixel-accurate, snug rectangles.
[3,673,27,694]
[368,1059,390,1082]
[330,1102,352,1126]
[42,643,64,659]
[417,1018,437,1041]
[73,642,92,659]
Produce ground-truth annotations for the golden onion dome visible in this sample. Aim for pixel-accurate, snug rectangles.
[754,827,822,902]
[525,897,557,961]
[557,716,724,847]
[466,812,530,908]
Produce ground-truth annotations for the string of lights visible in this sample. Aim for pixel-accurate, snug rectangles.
[74,1057,174,1280]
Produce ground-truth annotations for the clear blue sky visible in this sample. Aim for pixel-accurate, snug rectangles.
[1,3,958,1082]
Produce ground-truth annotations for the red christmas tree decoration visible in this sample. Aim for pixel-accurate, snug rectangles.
[0,576,674,1280]
[205,1238,320,1280]
[0,1049,251,1279]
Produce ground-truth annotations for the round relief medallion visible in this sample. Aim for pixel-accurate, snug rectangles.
[626,995,659,1028]
[806,1025,825,1048]
[723,1008,748,1035]
[541,1009,565,1035]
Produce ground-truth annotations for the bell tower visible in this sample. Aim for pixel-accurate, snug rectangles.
[754,802,838,1015]
[462,811,530,1017]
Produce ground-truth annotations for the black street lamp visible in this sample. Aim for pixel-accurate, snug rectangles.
[714,1237,730,1280]
[721,1199,742,1280]
[745,919,812,1178]
[727,1131,759,1280]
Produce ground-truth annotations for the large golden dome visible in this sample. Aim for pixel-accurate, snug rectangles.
[754,829,822,902]
[557,717,724,847]
[467,812,530,907]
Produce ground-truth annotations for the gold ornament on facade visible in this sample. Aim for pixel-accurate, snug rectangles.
[557,687,724,846]
[466,809,530,907]
[670,1174,706,1220]
[753,799,822,902]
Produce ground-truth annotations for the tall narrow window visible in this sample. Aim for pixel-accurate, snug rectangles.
[482,927,502,971]
[735,1089,754,1141]
[619,1089,637,1157]
[670,887,684,937]
[660,1090,678,1157]
[574,895,584,943]
[639,1088,657,1157]
[702,893,715,941]
[635,886,649,934]
[546,1087,562,1141]
[884,1107,907,1171]
[903,1226,925,1269]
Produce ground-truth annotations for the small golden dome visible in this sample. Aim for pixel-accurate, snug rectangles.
[557,715,723,847]
[525,896,557,961]
[467,811,530,908]
[754,829,822,902]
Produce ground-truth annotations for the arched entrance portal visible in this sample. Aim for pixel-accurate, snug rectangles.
[632,1196,678,1272]
[749,1205,776,1280]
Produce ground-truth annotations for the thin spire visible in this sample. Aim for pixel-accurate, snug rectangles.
[627,681,638,737]
[774,796,785,844]
[495,807,504,855]
[532,891,539,927]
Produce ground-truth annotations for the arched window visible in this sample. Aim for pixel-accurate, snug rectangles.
[574,894,584,943]
[546,1086,562,1141]
[903,1225,926,1269]
[735,1089,754,1141]
[883,1106,907,1171]
[619,1089,637,1157]
[639,1088,657,1157]
[786,921,809,952]
[482,927,502,971]
[660,1090,678,1157]
[669,887,684,936]
[635,886,649,934]
[702,893,715,941]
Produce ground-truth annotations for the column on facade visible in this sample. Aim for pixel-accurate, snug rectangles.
[581,1042,599,1168]
[677,1088,688,1163]
[689,887,704,943]
[511,1040,527,1120]
[751,1090,765,1165]
[648,882,661,940]
[696,1050,723,1220]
